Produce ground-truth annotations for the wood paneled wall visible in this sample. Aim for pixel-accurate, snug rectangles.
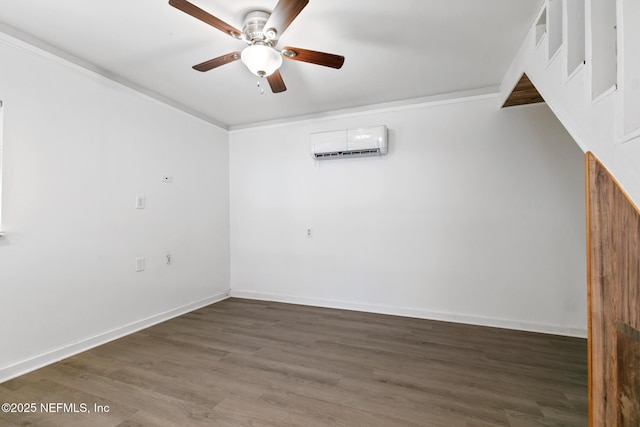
[586,152,640,426]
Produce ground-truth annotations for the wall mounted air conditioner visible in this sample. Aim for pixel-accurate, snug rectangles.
[310,125,388,160]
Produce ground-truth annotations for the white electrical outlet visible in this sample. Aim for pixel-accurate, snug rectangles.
[306,228,313,238]
[136,257,145,272]
[135,195,145,209]
[161,174,173,183]
[166,254,172,265]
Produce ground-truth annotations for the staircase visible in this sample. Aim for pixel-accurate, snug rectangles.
[500,0,640,207]
[500,3,640,425]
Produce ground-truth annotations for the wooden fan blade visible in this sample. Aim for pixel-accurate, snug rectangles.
[193,52,241,72]
[282,46,345,69]
[169,0,241,38]
[264,0,309,38]
[267,70,287,93]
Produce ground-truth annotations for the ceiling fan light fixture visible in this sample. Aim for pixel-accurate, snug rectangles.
[241,44,283,77]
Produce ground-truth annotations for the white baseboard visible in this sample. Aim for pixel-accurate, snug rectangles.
[230,290,587,338]
[0,292,230,384]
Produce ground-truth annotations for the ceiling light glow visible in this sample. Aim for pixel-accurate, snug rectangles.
[241,44,282,77]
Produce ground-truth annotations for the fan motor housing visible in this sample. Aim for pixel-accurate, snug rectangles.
[242,11,275,44]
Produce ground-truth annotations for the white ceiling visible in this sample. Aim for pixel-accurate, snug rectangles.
[0,0,543,129]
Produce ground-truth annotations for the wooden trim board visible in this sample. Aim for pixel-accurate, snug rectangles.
[502,73,545,108]
[586,152,640,426]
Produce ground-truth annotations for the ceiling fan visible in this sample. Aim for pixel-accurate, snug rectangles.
[168,0,345,93]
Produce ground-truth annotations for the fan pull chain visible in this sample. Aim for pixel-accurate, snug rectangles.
[256,80,264,95]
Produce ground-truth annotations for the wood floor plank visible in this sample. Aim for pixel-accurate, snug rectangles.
[0,298,587,426]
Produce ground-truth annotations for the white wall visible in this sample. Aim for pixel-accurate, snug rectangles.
[0,34,230,381]
[230,95,587,336]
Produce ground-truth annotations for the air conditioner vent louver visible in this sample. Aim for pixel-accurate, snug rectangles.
[313,148,382,159]
[310,126,388,160]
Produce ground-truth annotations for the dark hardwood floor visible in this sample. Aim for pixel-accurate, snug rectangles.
[0,298,588,426]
